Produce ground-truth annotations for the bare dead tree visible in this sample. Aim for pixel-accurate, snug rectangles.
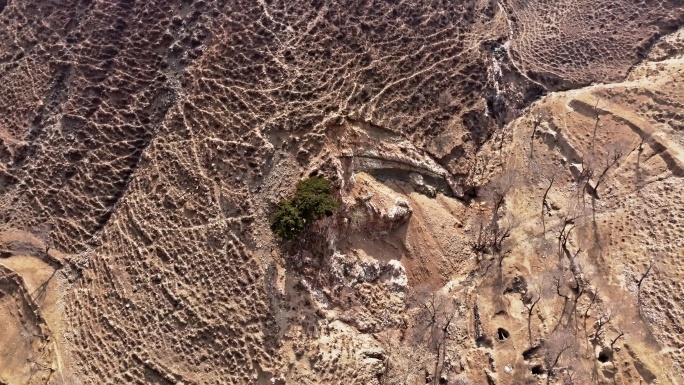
[491,97,520,161]
[480,170,518,221]
[31,223,63,270]
[609,330,624,351]
[565,249,589,332]
[472,171,519,267]
[531,160,565,237]
[592,311,612,343]
[557,215,577,262]
[550,255,587,334]
[544,329,577,385]
[530,114,543,158]
[553,203,589,263]
[541,175,555,236]
[531,116,542,141]
[522,279,544,347]
[410,288,462,385]
[637,132,650,152]
[552,273,572,333]
[636,261,653,308]
[31,268,59,303]
[635,132,651,190]
[379,329,433,385]
[528,107,552,159]
[574,158,594,208]
[578,139,625,210]
[563,361,591,385]
[636,254,659,313]
[471,213,519,279]
[493,215,518,256]
[574,142,628,250]
[26,347,55,385]
[567,248,583,276]
[471,212,491,256]
[582,289,598,320]
[591,98,601,149]
[525,295,541,347]
[588,144,624,200]
[492,94,507,129]
[582,289,599,337]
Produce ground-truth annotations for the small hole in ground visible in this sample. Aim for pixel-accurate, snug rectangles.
[476,336,493,348]
[598,348,613,363]
[531,365,545,375]
[497,328,510,341]
[522,345,540,360]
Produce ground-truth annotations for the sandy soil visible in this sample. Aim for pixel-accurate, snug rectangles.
[0,1,683,384]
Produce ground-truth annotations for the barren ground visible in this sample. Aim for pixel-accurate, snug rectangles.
[0,1,683,384]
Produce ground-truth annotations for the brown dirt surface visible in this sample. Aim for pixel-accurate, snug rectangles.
[492,29,684,383]
[503,0,684,90]
[0,1,683,384]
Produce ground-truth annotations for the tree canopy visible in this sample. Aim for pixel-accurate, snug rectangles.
[270,177,340,240]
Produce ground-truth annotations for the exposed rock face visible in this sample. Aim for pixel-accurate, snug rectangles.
[0,1,683,385]
[347,172,413,234]
[330,119,473,197]
[326,250,408,333]
[283,320,386,385]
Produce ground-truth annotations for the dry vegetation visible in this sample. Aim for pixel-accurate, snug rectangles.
[0,1,683,384]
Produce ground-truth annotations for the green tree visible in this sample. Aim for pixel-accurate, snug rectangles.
[270,177,340,240]
[270,200,306,240]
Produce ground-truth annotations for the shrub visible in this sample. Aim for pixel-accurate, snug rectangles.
[270,177,340,240]
[270,200,306,240]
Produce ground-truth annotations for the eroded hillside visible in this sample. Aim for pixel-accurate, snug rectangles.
[0,1,683,384]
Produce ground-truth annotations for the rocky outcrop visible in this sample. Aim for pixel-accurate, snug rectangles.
[346,172,413,234]
[330,120,470,198]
